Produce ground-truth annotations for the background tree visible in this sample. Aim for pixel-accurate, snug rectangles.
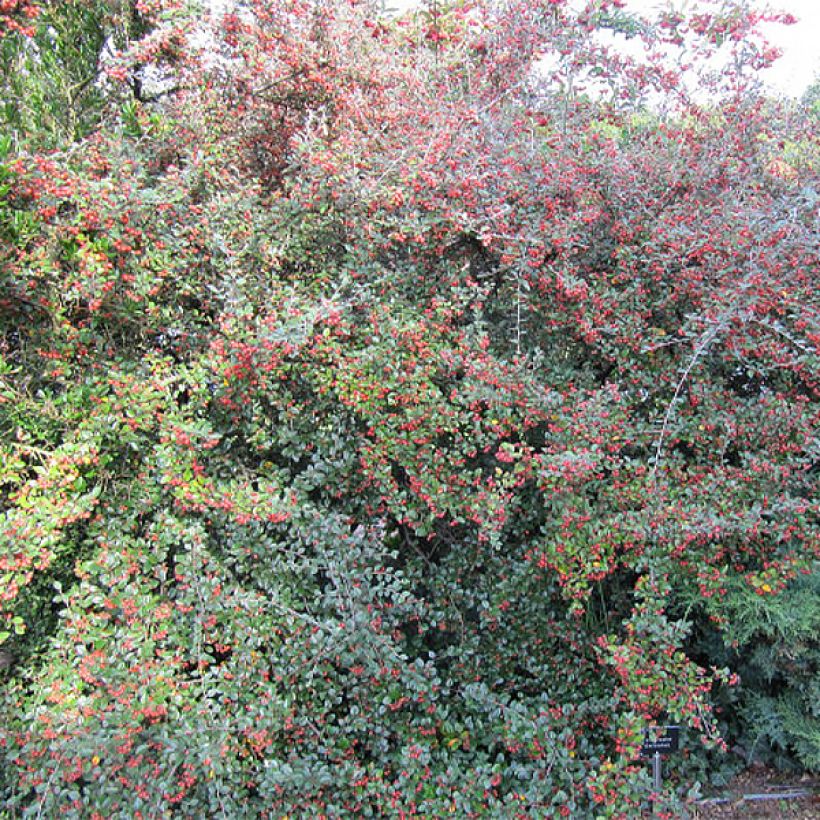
[0,1,165,149]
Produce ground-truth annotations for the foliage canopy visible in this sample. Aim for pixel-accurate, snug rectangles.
[0,0,817,816]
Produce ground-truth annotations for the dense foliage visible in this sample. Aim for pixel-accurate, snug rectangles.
[1,0,817,816]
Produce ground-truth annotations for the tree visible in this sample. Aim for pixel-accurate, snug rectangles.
[1,0,817,815]
[0,0,169,149]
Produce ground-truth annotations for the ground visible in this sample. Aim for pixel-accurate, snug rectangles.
[691,770,819,819]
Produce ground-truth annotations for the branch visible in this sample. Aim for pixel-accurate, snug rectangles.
[649,316,728,483]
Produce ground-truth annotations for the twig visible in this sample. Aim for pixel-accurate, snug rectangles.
[649,318,725,483]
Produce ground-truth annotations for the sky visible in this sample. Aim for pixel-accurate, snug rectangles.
[756,0,820,95]
[385,0,819,97]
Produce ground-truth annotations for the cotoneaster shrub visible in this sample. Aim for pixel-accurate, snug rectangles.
[1,1,817,817]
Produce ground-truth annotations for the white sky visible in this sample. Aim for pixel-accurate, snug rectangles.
[756,0,820,95]
[385,0,819,97]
